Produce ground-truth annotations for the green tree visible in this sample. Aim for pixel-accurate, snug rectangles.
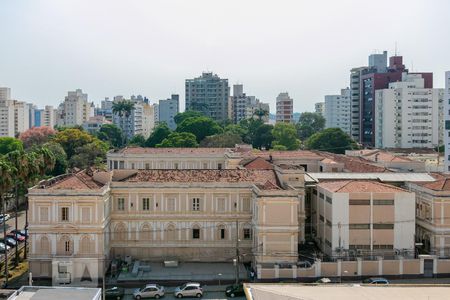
[128,134,146,147]
[52,128,95,158]
[272,123,301,150]
[176,116,222,142]
[156,132,198,148]
[253,124,274,150]
[97,124,124,148]
[42,142,68,176]
[296,112,325,140]
[224,124,247,138]
[200,133,243,148]
[253,108,269,121]
[174,111,204,125]
[305,127,359,154]
[69,140,109,169]
[239,119,264,145]
[0,137,23,155]
[145,123,172,147]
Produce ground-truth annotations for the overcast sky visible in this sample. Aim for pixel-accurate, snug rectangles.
[1,0,449,113]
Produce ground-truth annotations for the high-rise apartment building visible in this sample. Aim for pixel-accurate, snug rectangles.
[57,89,94,126]
[375,73,443,149]
[158,94,179,130]
[0,87,33,136]
[142,102,155,138]
[276,92,293,123]
[231,84,269,124]
[349,67,368,141]
[14,100,30,134]
[444,72,450,172]
[314,102,324,117]
[368,51,388,73]
[113,96,155,139]
[324,88,351,135]
[185,72,229,122]
[34,106,56,128]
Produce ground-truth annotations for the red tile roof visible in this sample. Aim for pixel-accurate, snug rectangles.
[319,152,390,173]
[362,150,413,162]
[243,157,274,170]
[318,180,407,193]
[115,147,229,155]
[414,173,450,191]
[253,150,324,160]
[42,170,104,190]
[120,169,280,189]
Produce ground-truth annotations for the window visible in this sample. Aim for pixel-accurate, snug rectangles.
[218,163,223,170]
[61,207,69,222]
[373,223,394,229]
[117,198,125,211]
[349,224,370,229]
[373,199,394,205]
[174,163,179,169]
[349,199,370,205]
[242,198,251,211]
[220,228,226,239]
[217,198,225,212]
[326,196,332,204]
[203,163,208,169]
[64,240,71,253]
[145,163,150,170]
[142,198,150,211]
[131,163,135,169]
[192,198,200,211]
[243,228,251,240]
[81,207,90,223]
[192,228,200,239]
[319,193,324,199]
[40,207,49,222]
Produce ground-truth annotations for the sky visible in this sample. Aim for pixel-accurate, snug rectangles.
[1,0,449,113]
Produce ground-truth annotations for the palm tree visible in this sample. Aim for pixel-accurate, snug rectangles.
[253,108,269,121]
[0,159,16,286]
[112,100,135,145]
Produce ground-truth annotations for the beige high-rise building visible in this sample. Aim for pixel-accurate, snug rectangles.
[276,92,293,123]
[0,98,15,137]
[58,89,94,126]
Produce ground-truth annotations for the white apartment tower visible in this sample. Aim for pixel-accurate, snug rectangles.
[232,84,269,123]
[58,89,94,126]
[324,88,351,135]
[444,71,450,172]
[375,73,444,149]
[0,87,15,137]
[276,92,293,123]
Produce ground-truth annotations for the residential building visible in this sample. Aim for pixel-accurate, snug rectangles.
[445,71,450,172]
[34,105,56,128]
[349,67,369,141]
[57,89,94,126]
[112,97,144,140]
[0,98,15,137]
[142,102,156,138]
[153,103,159,125]
[314,102,324,116]
[276,92,293,123]
[324,88,351,135]
[407,174,450,257]
[158,94,179,130]
[231,84,269,123]
[313,180,415,257]
[185,72,230,122]
[368,50,388,73]
[82,116,111,134]
[13,100,30,134]
[0,87,11,101]
[375,72,443,149]
[95,97,113,121]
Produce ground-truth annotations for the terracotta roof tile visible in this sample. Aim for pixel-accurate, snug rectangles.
[115,147,229,155]
[318,180,407,193]
[243,157,274,170]
[43,171,104,190]
[320,152,390,173]
[414,173,450,191]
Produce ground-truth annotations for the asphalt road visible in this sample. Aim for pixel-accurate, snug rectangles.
[1,210,26,233]
[120,287,246,300]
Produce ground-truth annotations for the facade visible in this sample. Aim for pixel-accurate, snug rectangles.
[368,51,388,73]
[231,84,269,124]
[112,97,154,140]
[185,72,230,122]
[142,102,155,138]
[324,88,351,135]
[158,94,179,130]
[313,180,415,257]
[82,116,111,134]
[375,73,443,149]
[314,102,324,116]
[276,92,293,123]
[13,100,30,134]
[95,97,113,122]
[0,98,15,137]
[58,89,94,127]
[34,106,56,128]
[445,72,450,172]
[349,67,368,141]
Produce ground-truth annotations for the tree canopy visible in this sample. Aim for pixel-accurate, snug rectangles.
[128,134,146,147]
[272,122,301,150]
[156,132,198,148]
[97,124,124,148]
[174,111,204,125]
[53,128,95,158]
[176,116,222,142]
[42,142,68,176]
[19,126,57,149]
[296,112,325,140]
[253,124,274,150]
[69,140,109,169]
[145,123,172,147]
[200,133,243,148]
[0,137,24,155]
[305,127,358,154]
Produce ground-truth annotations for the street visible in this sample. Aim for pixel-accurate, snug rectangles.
[120,287,245,300]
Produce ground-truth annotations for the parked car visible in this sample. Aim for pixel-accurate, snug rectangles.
[297,261,312,268]
[0,237,17,247]
[11,229,28,238]
[225,283,244,298]
[7,233,25,242]
[133,284,165,299]
[0,214,11,222]
[0,242,9,253]
[363,277,389,284]
[174,282,203,298]
[105,286,125,300]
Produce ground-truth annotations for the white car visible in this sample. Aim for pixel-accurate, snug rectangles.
[174,282,203,298]
[133,284,165,299]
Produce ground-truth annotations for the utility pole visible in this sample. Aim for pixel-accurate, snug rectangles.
[235,219,240,285]
[2,196,8,287]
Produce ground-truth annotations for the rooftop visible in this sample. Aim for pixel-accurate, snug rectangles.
[35,170,105,190]
[413,173,450,191]
[111,147,230,155]
[253,150,324,160]
[118,169,281,189]
[320,152,390,173]
[318,180,407,193]
[7,286,101,300]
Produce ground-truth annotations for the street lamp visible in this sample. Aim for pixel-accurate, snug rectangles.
[218,273,222,287]
[233,258,238,285]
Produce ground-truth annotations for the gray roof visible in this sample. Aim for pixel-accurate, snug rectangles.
[306,172,435,183]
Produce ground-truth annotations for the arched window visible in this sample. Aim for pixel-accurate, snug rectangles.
[80,235,92,254]
[114,223,127,241]
[40,235,50,254]
[166,224,176,241]
[58,235,73,255]
[141,223,152,240]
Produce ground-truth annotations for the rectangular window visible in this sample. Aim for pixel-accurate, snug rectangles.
[203,163,208,169]
[349,199,370,205]
[326,196,332,204]
[319,193,324,199]
[192,228,200,239]
[131,163,135,169]
[117,198,125,211]
[61,207,69,222]
[243,228,251,240]
[242,198,251,211]
[145,163,150,170]
[373,244,394,249]
[373,223,394,229]
[220,228,225,239]
[217,198,225,212]
[192,198,200,211]
[142,198,150,211]
[373,199,394,205]
[349,223,370,229]
[81,207,90,223]
[65,240,71,253]
[40,207,49,222]
[218,163,223,170]
[167,198,176,211]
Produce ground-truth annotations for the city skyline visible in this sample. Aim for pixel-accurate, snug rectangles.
[1,0,449,113]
